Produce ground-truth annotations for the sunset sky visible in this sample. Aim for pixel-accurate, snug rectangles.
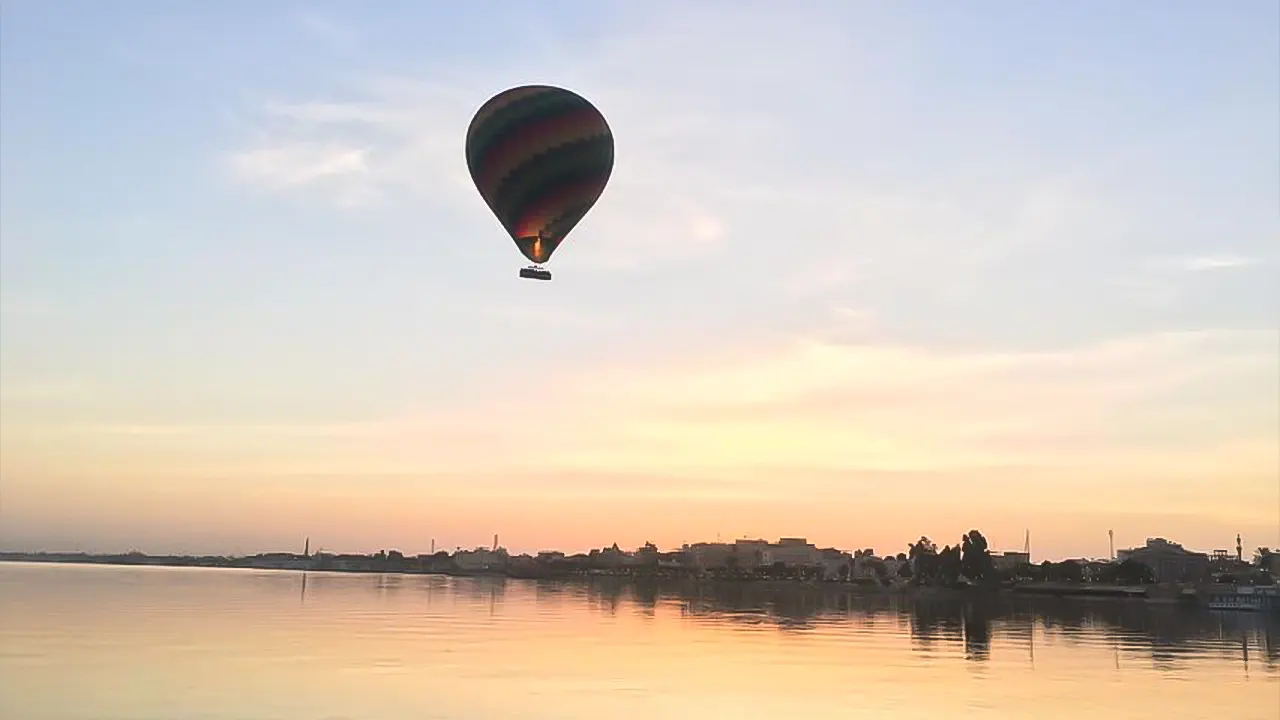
[2,2,1277,560]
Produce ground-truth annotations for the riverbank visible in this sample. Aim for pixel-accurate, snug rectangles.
[1,554,1237,607]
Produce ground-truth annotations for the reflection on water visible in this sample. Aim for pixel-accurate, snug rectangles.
[1,563,1276,720]
[587,575,1279,671]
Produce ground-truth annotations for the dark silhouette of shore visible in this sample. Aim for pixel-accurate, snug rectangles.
[3,547,1276,612]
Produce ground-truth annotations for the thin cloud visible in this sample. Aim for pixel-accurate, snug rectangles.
[462,299,607,330]
[782,261,866,296]
[529,327,1278,475]
[0,292,59,319]
[219,4,1129,285]
[0,379,84,401]
[217,6,908,269]
[227,141,376,206]
[223,75,734,267]
[1179,255,1257,271]
[1113,253,1265,307]
[294,12,360,53]
[821,306,878,342]
[80,422,393,438]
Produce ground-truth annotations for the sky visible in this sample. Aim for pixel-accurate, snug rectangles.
[1,1,1277,560]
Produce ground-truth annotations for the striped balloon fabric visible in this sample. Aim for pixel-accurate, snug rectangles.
[465,85,614,266]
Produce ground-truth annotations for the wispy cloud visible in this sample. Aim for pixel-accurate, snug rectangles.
[294,12,360,53]
[217,6,929,270]
[81,422,392,438]
[0,379,84,401]
[462,298,607,330]
[14,327,1271,495]
[0,292,59,319]
[223,72,737,267]
[782,261,868,296]
[1179,255,1257,271]
[528,328,1278,476]
[227,142,375,206]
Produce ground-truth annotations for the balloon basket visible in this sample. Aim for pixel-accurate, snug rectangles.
[519,266,552,281]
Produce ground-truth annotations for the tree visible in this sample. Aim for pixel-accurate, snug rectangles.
[909,538,940,584]
[937,545,962,585]
[961,530,994,583]
[1255,547,1274,565]
[909,537,938,559]
[1016,562,1041,582]
[915,554,939,583]
[1114,559,1154,585]
[1048,560,1084,583]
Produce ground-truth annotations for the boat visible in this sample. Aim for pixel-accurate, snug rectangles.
[1206,584,1279,613]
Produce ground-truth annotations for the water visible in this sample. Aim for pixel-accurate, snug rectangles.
[1,563,1276,720]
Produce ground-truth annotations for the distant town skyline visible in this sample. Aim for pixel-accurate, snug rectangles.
[2,3,1277,560]
[2,528,1272,568]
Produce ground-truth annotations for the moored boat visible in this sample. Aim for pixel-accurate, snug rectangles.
[1206,584,1279,613]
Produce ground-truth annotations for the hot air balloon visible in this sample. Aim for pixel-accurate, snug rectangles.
[465,85,615,281]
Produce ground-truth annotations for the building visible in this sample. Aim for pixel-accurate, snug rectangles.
[681,538,832,571]
[454,547,509,572]
[819,548,853,579]
[632,543,660,566]
[590,544,629,568]
[683,542,734,569]
[1115,538,1209,583]
[1256,551,1278,574]
[732,539,771,569]
[246,552,312,570]
[765,538,822,567]
[992,551,1031,572]
[848,551,896,580]
[323,553,371,571]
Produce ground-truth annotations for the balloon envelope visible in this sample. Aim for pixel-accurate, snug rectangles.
[465,85,614,265]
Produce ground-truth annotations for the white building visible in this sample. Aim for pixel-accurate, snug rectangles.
[819,548,853,579]
[764,538,822,567]
[684,542,734,569]
[883,556,906,578]
[732,539,771,568]
[992,551,1030,572]
[851,555,881,581]
[455,547,509,571]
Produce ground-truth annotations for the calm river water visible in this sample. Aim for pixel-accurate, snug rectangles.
[1,562,1276,720]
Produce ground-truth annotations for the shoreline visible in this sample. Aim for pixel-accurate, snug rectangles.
[0,555,1222,606]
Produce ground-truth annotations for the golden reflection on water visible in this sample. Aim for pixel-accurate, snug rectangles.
[0,563,1276,720]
